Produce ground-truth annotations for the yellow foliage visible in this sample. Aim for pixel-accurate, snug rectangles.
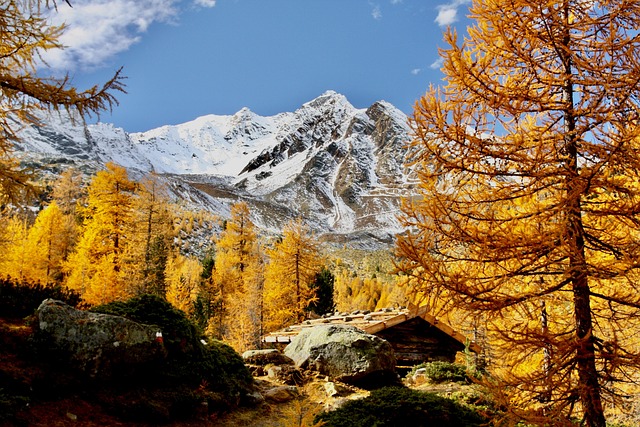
[279,396,326,427]
[212,202,264,351]
[51,169,85,216]
[65,163,136,305]
[23,201,75,284]
[0,217,29,281]
[121,174,174,296]
[81,254,131,306]
[330,249,407,313]
[165,253,202,316]
[263,218,322,332]
[397,1,640,425]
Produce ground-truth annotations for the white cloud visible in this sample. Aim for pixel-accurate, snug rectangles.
[39,0,213,72]
[194,0,216,6]
[411,68,422,75]
[435,0,470,27]
[371,4,382,20]
[430,58,444,69]
[390,0,402,4]
[435,7,457,26]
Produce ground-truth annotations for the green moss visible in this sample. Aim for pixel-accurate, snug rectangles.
[316,386,487,427]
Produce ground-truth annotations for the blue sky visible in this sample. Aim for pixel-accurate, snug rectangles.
[43,0,473,133]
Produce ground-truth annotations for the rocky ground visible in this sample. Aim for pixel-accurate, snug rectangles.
[0,316,366,426]
[0,315,479,427]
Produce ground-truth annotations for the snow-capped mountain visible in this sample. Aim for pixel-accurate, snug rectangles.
[13,91,417,248]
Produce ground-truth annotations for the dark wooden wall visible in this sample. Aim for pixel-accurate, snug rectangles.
[375,317,464,365]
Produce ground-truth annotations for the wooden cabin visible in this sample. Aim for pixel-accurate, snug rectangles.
[263,304,481,367]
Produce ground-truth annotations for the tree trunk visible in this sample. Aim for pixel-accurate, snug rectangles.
[541,300,551,405]
[560,3,606,422]
[566,183,605,427]
[563,65,606,427]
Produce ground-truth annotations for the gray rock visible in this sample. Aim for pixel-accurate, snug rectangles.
[242,349,294,366]
[262,385,299,403]
[266,365,305,385]
[35,299,166,379]
[410,367,429,386]
[284,324,396,385]
[244,391,266,406]
[323,381,352,398]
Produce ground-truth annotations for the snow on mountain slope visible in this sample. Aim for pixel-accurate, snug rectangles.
[14,110,152,173]
[128,108,289,176]
[12,91,416,248]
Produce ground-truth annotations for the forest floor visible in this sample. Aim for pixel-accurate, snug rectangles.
[0,316,374,427]
[1,315,484,427]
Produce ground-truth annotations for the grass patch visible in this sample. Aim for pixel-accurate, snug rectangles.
[316,386,487,427]
[408,361,476,384]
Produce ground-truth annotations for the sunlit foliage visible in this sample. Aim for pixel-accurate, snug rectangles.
[65,163,136,304]
[263,218,322,332]
[212,202,264,351]
[397,1,640,426]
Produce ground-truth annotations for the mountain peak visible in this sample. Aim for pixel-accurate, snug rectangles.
[233,106,254,118]
[302,90,353,111]
[229,106,261,128]
[366,100,410,126]
[320,89,341,98]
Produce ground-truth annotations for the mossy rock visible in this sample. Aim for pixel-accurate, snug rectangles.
[284,324,396,386]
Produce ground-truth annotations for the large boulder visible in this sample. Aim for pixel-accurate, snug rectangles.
[35,299,166,379]
[284,324,396,386]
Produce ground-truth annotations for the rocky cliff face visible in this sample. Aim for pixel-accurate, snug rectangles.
[13,91,416,248]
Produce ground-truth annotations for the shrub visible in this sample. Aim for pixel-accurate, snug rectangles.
[92,294,254,404]
[0,277,80,318]
[92,294,200,357]
[448,389,507,424]
[316,386,487,427]
[409,361,475,384]
[198,338,254,395]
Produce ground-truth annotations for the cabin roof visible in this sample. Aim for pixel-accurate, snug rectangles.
[262,304,481,354]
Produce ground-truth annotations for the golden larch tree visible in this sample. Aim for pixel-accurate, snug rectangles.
[0,216,29,281]
[121,175,173,297]
[165,253,203,316]
[212,202,264,351]
[65,163,136,305]
[51,168,85,217]
[396,1,640,426]
[263,218,322,332]
[24,201,74,284]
